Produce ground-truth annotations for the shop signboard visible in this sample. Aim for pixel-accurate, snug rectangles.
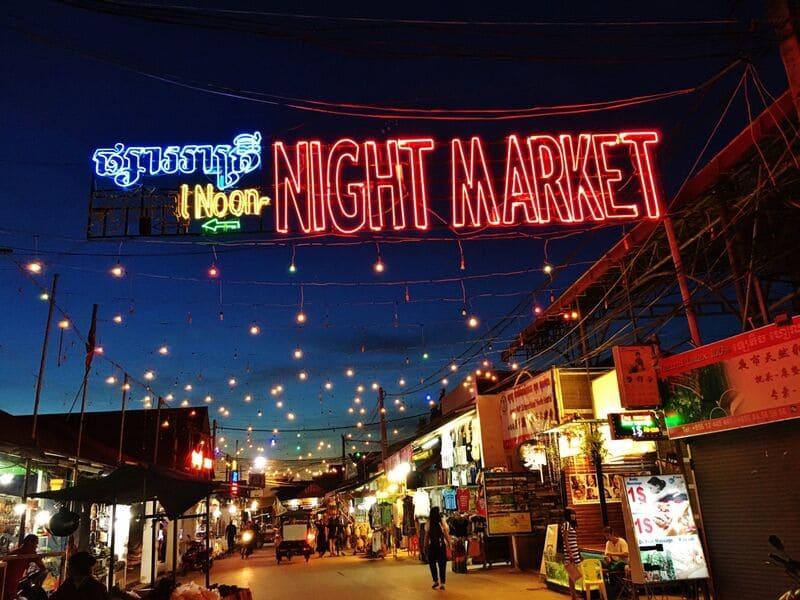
[608,411,667,441]
[612,345,661,408]
[621,474,709,583]
[499,371,557,449]
[483,471,561,536]
[660,316,800,438]
[89,130,663,238]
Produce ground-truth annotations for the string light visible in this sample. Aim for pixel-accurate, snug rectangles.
[450,363,458,372]
[257,410,263,417]
[277,385,284,392]
[295,310,307,324]
[346,369,355,378]
[105,376,117,385]
[244,395,252,402]
[293,347,304,360]
[185,384,193,391]
[208,264,219,278]
[289,245,297,274]
[359,407,366,414]
[441,378,449,385]
[165,393,173,401]
[324,381,333,391]
[204,395,213,403]
[26,261,43,274]
[228,377,237,387]
[354,397,361,404]
[373,242,385,273]
[348,407,354,414]
[112,314,123,324]
[511,362,519,370]
[287,412,295,420]
[534,305,543,314]
[394,398,400,405]
[94,346,104,355]
[110,262,125,278]
[181,399,189,407]
[249,323,261,335]
[356,384,364,392]
[422,352,429,360]
[356,422,363,428]
[158,346,168,355]
[467,315,479,328]
[276,400,284,408]
[398,378,406,386]
[543,264,553,274]
[39,292,49,301]
[58,319,70,329]
[298,371,308,381]
[371,382,379,391]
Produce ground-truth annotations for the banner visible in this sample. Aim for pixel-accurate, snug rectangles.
[623,475,709,583]
[612,345,660,408]
[661,316,800,438]
[499,371,557,449]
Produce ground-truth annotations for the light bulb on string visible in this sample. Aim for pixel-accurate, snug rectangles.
[39,292,49,301]
[158,346,168,356]
[345,368,354,378]
[324,381,333,391]
[543,264,553,275]
[373,242,384,273]
[450,363,458,372]
[208,264,219,278]
[295,310,307,324]
[57,318,70,329]
[249,323,261,336]
[467,315,479,329]
[26,261,43,274]
[110,262,125,278]
[534,305,543,315]
[460,307,468,317]
[298,371,308,381]
[293,347,304,360]
[288,245,297,274]
[112,314,123,324]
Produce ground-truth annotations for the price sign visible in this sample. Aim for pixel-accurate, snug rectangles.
[608,411,667,440]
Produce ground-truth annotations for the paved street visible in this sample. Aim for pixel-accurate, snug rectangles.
[184,546,564,600]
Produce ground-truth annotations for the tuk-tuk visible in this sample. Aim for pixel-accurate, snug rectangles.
[275,509,314,563]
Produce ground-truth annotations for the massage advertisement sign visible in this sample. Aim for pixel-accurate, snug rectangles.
[90,130,662,237]
[622,475,709,583]
[499,371,557,449]
[661,316,800,438]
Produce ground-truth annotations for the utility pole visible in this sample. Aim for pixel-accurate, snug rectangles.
[378,387,388,472]
[341,435,346,473]
[21,272,59,542]
[117,374,129,464]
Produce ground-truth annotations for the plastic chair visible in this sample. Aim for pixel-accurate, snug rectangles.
[580,559,609,600]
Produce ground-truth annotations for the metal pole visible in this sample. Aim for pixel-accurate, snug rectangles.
[108,504,117,591]
[32,273,59,441]
[204,496,211,589]
[378,387,388,472]
[75,304,99,460]
[171,515,178,581]
[117,374,129,464]
[663,216,703,347]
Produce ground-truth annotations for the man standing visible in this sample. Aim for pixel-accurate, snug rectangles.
[225,521,237,555]
[3,534,45,600]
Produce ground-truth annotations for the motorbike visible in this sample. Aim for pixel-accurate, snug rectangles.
[239,529,256,559]
[181,540,213,574]
[15,569,48,600]
[768,535,800,600]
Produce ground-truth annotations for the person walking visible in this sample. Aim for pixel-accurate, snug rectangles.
[561,507,581,600]
[225,521,237,555]
[3,534,45,600]
[427,507,451,591]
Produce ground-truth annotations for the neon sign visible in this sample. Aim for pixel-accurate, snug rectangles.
[93,131,262,189]
[273,131,662,234]
[191,449,213,471]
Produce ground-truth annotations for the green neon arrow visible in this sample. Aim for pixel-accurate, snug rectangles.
[202,218,242,234]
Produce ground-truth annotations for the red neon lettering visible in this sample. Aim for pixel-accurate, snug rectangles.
[560,134,605,222]
[502,135,538,225]
[620,131,662,219]
[274,141,313,234]
[451,137,500,228]
[593,133,638,219]
[397,138,435,230]
[527,135,574,224]
[308,141,327,232]
[364,140,405,231]
[326,138,367,234]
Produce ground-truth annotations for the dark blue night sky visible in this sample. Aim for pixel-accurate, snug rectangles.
[0,1,787,464]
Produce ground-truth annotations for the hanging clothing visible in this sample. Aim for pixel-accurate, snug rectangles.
[413,489,430,519]
[403,496,416,534]
[442,488,457,511]
[393,498,404,528]
[430,489,443,511]
[456,488,470,513]
[369,504,382,529]
[440,432,454,469]
[380,502,394,528]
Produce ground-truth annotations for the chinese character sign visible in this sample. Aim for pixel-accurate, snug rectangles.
[660,316,800,438]
[624,475,709,583]
[499,371,557,449]
[613,345,660,408]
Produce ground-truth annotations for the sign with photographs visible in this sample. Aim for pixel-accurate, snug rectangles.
[568,472,624,505]
[622,475,709,583]
[661,316,800,438]
[613,345,661,408]
[483,471,562,536]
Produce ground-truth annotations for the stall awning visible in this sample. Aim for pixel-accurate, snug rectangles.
[30,462,214,517]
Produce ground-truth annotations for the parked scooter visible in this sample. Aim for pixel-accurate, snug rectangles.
[181,540,213,574]
[239,529,256,559]
[15,569,48,600]
[768,535,800,600]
